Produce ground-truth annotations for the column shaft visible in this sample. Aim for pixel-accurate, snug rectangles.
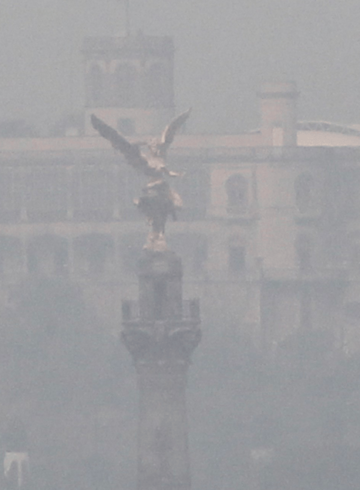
[137,367,191,490]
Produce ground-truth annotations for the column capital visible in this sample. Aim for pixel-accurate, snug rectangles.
[122,321,201,367]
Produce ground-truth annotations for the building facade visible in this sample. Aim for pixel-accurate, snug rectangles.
[1,33,360,490]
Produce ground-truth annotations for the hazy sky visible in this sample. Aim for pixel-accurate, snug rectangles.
[1,0,360,134]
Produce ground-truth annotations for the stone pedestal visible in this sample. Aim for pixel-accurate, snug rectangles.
[122,250,201,490]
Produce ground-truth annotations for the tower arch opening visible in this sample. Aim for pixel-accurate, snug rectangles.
[114,63,138,107]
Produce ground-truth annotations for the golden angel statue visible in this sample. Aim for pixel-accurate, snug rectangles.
[91,109,191,250]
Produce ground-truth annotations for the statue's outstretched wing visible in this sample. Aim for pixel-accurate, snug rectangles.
[158,108,191,157]
[91,114,149,173]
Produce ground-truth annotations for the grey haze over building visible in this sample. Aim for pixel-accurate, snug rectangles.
[0,0,360,134]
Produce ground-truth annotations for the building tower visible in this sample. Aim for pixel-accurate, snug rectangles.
[258,81,299,146]
[83,32,175,136]
[122,249,201,490]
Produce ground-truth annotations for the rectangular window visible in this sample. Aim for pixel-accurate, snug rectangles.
[73,166,115,221]
[117,118,135,136]
[26,167,67,222]
[0,168,22,222]
[171,164,208,221]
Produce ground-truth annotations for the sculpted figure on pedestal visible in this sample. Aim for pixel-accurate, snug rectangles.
[91,109,191,250]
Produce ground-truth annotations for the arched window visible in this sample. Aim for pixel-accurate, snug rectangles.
[144,63,169,107]
[295,234,312,272]
[226,174,248,213]
[89,64,103,104]
[295,173,314,213]
[114,64,137,107]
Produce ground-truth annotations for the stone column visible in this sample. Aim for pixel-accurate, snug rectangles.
[122,249,201,490]
[258,81,299,147]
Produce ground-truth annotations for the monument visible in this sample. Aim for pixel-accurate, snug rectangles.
[92,113,201,490]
